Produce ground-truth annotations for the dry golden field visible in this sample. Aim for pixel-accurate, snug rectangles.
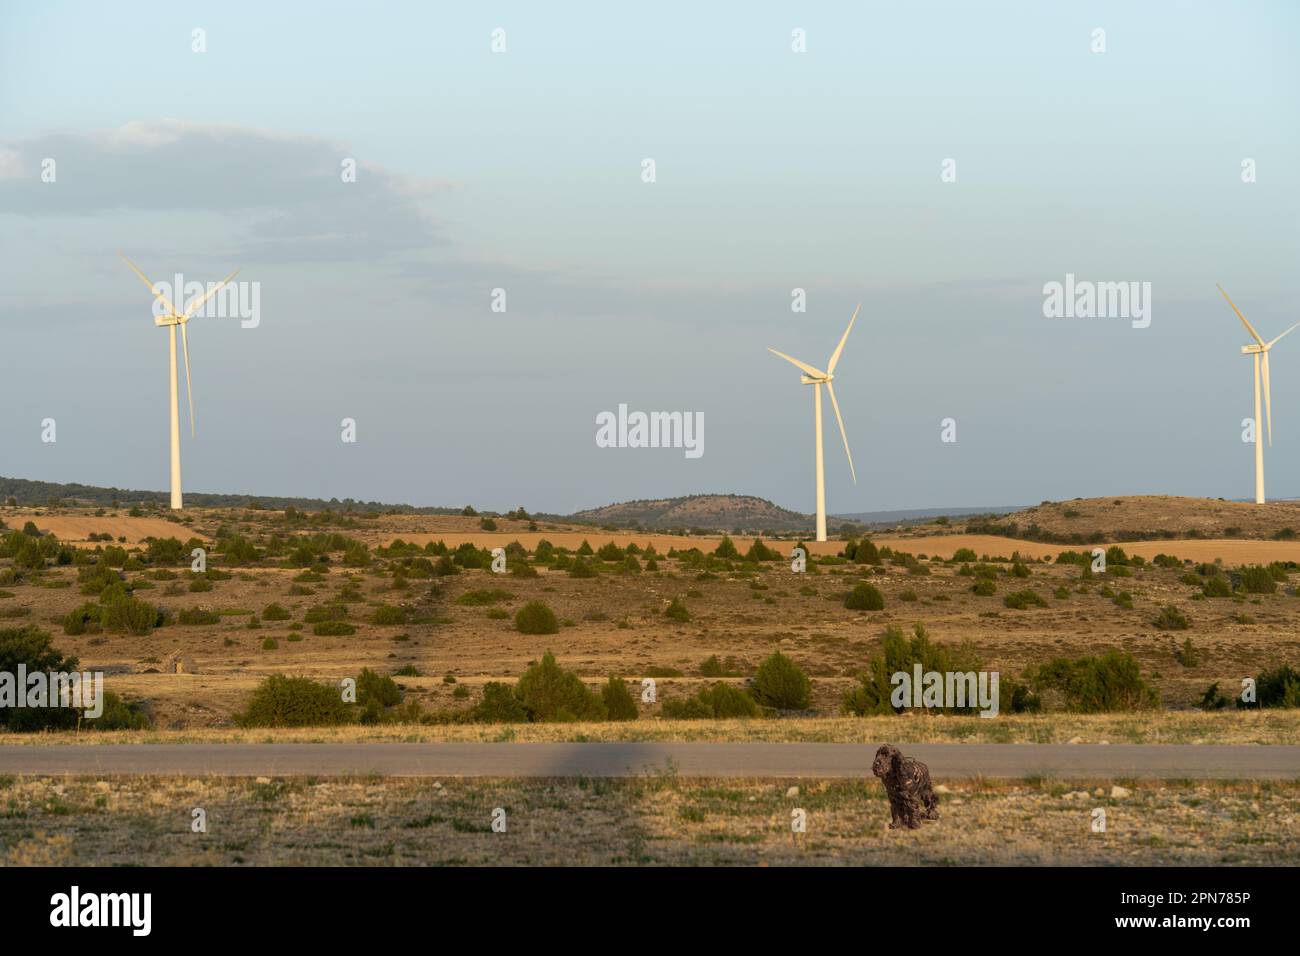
[2,501,1299,735]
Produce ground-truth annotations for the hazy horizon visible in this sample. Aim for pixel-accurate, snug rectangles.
[3,2,1299,515]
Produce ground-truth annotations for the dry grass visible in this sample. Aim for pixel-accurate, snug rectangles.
[0,773,1295,866]
[4,503,1299,733]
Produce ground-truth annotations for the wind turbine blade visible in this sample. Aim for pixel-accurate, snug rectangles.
[826,303,860,375]
[1218,284,1265,347]
[767,348,826,379]
[824,381,856,484]
[181,321,195,438]
[1262,349,1272,447]
[182,268,240,319]
[1266,319,1300,349]
[119,252,179,316]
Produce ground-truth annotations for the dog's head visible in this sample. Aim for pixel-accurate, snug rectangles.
[872,744,901,778]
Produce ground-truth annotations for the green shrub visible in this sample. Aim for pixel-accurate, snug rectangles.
[312,621,356,636]
[177,607,220,626]
[103,596,162,635]
[1003,589,1046,610]
[1030,650,1159,713]
[261,636,278,650]
[661,682,758,719]
[597,542,625,561]
[262,603,291,621]
[844,583,884,610]
[1241,665,1300,709]
[62,602,104,635]
[515,601,559,635]
[952,548,977,563]
[1238,565,1276,594]
[972,578,997,596]
[1197,682,1230,710]
[235,674,352,727]
[0,626,81,730]
[601,676,638,720]
[664,597,691,622]
[1202,576,1231,597]
[569,558,597,578]
[455,588,513,606]
[1174,637,1199,667]
[515,651,605,721]
[1152,605,1190,630]
[304,604,348,623]
[356,667,402,707]
[749,651,811,710]
[842,623,996,716]
[371,604,407,625]
[472,682,531,722]
[714,536,739,559]
[87,691,151,730]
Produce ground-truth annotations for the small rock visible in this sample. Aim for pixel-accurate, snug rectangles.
[934,784,952,795]
[1110,785,1131,799]
[1067,736,1084,745]
[255,776,271,785]
[1093,787,1104,797]
[1098,740,1109,745]
[432,781,442,790]
[949,798,964,806]
[785,786,799,798]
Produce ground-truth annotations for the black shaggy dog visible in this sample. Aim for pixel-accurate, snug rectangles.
[872,744,940,830]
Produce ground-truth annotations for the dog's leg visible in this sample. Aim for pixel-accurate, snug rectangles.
[922,783,940,820]
[887,791,904,829]
[900,794,923,829]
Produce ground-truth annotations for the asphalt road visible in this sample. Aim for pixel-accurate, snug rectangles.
[0,742,1297,779]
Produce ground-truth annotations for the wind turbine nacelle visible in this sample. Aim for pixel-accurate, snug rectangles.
[1242,344,1264,355]
[801,375,830,385]
[155,314,182,327]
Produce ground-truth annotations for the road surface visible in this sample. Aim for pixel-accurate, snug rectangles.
[0,742,1297,779]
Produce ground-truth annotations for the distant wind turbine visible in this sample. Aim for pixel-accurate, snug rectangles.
[768,305,859,541]
[120,253,239,510]
[1218,284,1300,505]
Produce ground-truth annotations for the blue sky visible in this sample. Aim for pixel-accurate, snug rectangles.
[2,1,1298,513]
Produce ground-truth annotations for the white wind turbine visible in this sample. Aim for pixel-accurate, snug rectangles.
[1219,284,1300,505]
[121,253,239,510]
[768,306,859,542]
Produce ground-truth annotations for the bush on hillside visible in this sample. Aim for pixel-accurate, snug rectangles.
[601,676,638,721]
[235,674,353,727]
[515,601,559,635]
[749,651,811,710]
[661,682,759,719]
[844,583,884,611]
